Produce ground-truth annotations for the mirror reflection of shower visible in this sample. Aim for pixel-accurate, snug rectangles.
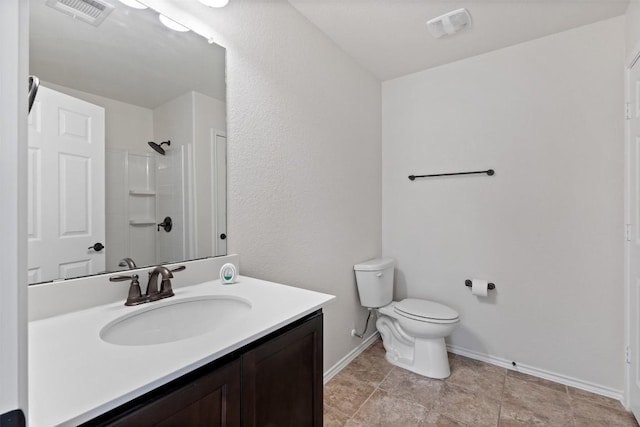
[28,0,228,285]
[148,140,170,155]
[106,143,191,270]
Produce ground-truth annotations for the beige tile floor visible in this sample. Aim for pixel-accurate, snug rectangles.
[324,339,639,427]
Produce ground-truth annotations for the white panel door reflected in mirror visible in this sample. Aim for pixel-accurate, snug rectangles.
[28,0,227,284]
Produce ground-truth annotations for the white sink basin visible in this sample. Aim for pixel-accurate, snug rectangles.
[100,296,252,346]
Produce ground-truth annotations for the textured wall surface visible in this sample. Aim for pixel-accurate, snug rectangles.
[145,0,382,370]
[382,17,625,390]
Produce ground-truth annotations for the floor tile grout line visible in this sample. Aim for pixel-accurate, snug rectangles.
[496,369,507,427]
[565,384,576,426]
[342,349,393,424]
[378,365,396,388]
[348,364,434,425]
[346,377,379,423]
[444,357,510,401]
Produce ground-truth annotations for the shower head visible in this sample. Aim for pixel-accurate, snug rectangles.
[148,140,170,155]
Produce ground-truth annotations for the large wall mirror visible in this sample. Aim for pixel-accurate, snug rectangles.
[28,0,227,285]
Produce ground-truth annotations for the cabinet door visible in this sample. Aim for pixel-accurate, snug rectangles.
[242,313,323,427]
[106,359,241,427]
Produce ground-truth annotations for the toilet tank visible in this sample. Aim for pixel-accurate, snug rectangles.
[354,258,395,308]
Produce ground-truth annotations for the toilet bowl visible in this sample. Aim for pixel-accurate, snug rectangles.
[377,299,459,378]
[354,258,459,379]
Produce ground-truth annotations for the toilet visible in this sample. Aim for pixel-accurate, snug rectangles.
[354,258,459,379]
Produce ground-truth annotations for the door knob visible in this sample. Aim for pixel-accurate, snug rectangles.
[89,242,104,252]
[157,216,172,232]
[220,233,227,240]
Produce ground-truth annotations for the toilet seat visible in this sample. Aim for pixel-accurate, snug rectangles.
[394,298,459,324]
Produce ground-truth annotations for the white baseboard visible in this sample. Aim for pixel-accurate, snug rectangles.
[447,344,623,402]
[324,332,380,384]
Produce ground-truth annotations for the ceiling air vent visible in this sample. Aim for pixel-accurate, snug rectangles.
[45,0,114,26]
[426,8,472,39]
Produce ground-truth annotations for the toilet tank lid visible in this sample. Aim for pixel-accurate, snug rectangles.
[354,258,395,271]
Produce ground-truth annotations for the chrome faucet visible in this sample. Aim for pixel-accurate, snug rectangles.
[118,257,137,269]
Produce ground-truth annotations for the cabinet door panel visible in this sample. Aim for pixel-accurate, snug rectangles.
[107,359,240,427]
[242,313,323,427]
[155,388,222,427]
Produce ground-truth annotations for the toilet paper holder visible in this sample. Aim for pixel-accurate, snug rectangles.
[465,279,495,290]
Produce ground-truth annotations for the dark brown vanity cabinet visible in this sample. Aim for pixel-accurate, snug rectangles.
[86,311,323,427]
[105,359,242,427]
[242,311,323,426]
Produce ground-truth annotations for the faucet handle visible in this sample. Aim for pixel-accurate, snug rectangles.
[109,274,138,282]
[110,274,147,306]
[159,266,185,298]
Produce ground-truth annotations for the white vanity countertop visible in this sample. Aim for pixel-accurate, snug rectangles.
[29,276,335,427]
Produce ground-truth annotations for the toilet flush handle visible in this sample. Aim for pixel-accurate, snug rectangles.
[376,272,383,277]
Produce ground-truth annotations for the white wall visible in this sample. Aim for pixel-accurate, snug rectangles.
[383,17,625,391]
[145,0,382,371]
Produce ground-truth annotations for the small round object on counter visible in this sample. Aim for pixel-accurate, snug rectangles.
[220,263,237,284]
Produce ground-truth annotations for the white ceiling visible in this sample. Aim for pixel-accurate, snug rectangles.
[30,0,226,109]
[288,0,631,81]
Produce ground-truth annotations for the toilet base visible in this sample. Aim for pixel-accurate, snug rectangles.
[377,313,453,379]
[382,337,451,379]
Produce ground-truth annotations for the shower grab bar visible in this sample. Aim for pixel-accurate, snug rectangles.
[28,75,39,114]
[408,169,494,181]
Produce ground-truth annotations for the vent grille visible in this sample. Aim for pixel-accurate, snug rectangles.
[59,0,106,18]
[46,0,114,26]
[426,8,472,39]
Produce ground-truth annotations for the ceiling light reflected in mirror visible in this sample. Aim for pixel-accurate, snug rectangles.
[159,14,191,32]
[117,0,147,9]
[199,0,230,8]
